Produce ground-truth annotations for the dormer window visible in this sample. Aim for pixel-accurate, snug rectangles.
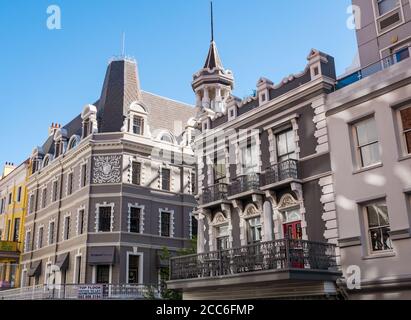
[30,147,44,175]
[67,135,80,151]
[53,128,68,158]
[81,104,98,139]
[132,116,144,135]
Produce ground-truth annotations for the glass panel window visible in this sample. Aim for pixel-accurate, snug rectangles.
[128,255,139,284]
[191,216,198,239]
[132,117,144,135]
[67,173,73,196]
[42,188,47,209]
[52,181,59,202]
[29,195,35,214]
[377,0,399,16]
[395,47,410,63]
[64,216,70,240]
[276,129,296,163]
[213,154,226,183]
[38,227,44,249]
[81,164,87,188]
[78,210,85,235]
[13,218,20,242]
[365,202,393,253]
[240,141,259,175]
[132,162,141,185]
[161,168,171,191]
[49,221,55,245]
[98,207,112,232]
[400,106,411,154]
[247,217,262,244]
[216,225,229,250]
[191,172,196,195]
[17,187,22,203]
[160,211,171,237]
[96,265,110,284]
[25,231,31,252]
[130,207,141,233]
[354,117,381,168]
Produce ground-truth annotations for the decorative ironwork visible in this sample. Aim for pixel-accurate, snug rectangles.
[228,173,261,196]
[261,159,299,186]
[170,239,337,281]
[201,183,228,204]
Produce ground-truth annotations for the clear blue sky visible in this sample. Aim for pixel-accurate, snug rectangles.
[0,0,357,168]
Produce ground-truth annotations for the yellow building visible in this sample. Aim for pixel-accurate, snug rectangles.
[0,160,29,289]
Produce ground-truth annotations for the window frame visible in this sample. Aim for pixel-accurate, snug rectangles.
[67,172,74,196]
[351,116,381,169]
[276,128,297,163]
[129,206,141,234]
[131,161,141,186]
[63,216,70,241]
[161,168,171,191]
[37,226,44,249]
[132,116,144,135]
[375,0,401,17]
[397,104,411,155]
[98,206,113,233]
[48,221,55,245]
[160,210,172,238]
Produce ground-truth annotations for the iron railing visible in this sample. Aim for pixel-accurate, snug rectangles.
[261,159,299,186]
[336,45,411,90]
[170,239,337,281]
[201,183,228,204]
[0,284,160,300]
[228,173,261,196]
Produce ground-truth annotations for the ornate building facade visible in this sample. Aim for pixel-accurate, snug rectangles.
[20,57,198,288]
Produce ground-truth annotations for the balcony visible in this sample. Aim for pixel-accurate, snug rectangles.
[336,45,411,90]
[200,183,229,207]
[261,159,300,190]
[0,241,20,260]
[228,173,262,199]
[170,239,339,282]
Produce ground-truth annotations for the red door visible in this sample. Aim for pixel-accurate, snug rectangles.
[283,221,304,268]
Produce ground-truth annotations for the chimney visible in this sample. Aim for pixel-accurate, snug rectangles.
[48,122,60,136]
[2,162,16,178]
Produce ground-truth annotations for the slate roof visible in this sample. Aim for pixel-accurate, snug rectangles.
[203,41,223,70]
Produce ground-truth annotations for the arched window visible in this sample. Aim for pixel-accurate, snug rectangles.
[43,155,51,168]
[67,135,80,151]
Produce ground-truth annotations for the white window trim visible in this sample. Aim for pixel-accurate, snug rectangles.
[126,252,144,284]
[51,178,59,203]
[24,229,32,252]
[62,213,71,241]
[397,105,411,156]
[95,202,115,233]
[79,160,88,189]
[127,203,145,233]
[73,253,83,284]
[372,0,405,36]
[47,219,56,246]
[40,185,47,210]
[37,225,44,250]
[76,205,86,236]
[28,192,35,214]
[66,169,74,197]
[159,208,175,238]
[92,265,112,284]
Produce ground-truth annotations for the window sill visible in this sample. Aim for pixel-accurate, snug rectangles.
[362,251,396,260]
[398,153,411,162]
[353,163,383,175]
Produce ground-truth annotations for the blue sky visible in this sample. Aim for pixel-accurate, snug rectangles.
[0,0,357,167]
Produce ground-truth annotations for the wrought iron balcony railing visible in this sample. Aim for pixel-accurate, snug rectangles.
[261,159,299,187]
[200,183,228,205]
[228,173,261,196]
[170,239,338,281]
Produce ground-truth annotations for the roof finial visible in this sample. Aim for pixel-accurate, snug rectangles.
[210,1,214,42]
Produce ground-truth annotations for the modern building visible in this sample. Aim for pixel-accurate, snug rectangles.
[326,0,411,300]
[167,29,343,299]
[0,161,29,290]
[20,57,198,289]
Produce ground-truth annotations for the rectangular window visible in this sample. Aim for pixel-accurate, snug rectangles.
[29,194,35,214]
[353,117,381,168]
[132,162,141,185]
[25,231,31,252]
[128,255,139,284]
[78,210,85,235]
[191,172,196,195]
[365,201,393,253]
[75,256,82,284]
[49,221,55,245]
[216,225,230,250]
[38,227,44,249]
[17,187,22,203]
[130,207,141,233]
[96,265,110,284]
[160,211,171,237]
[42,188,47,209]
[67,173,74,195]
[377,0,399,16]
[0,198,4,214]
[247,217,262,244]
[161,168,171,191]
[64,216,70,240]
[240,140,259,175]
[13,218,20,242]
[6,220,11,240]
[52,180,59,202]
[81,164,87,188]
[276,129,297,163]
[98,207,112,232]
[132,116,144,135]
[191,215,198,239]
[213,154,226,183]
[8,193,12,205]
[399,106,411,154]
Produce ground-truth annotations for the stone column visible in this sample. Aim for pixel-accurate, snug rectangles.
[263,201,274,242]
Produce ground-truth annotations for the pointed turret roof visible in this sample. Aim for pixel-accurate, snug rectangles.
[203,41,223,70]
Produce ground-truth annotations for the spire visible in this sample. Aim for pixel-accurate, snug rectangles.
[211,1,214,42]
[203,2,223,70]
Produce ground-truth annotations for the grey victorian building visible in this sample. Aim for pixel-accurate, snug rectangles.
[168,31,343,299]
[20,57,198,288]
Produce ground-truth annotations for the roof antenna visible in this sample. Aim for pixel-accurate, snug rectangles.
[210,1,214,43]
[121,32,126,57]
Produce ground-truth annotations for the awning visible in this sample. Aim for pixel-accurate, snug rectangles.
[28,260,42,277]
[88,247,115,265]
[56,253,70,271]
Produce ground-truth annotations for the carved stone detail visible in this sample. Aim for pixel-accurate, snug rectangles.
[92,155,122,184]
